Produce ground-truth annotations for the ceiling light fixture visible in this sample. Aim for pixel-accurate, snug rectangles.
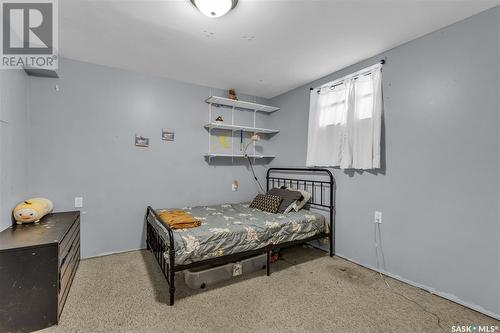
[191,0,238,18]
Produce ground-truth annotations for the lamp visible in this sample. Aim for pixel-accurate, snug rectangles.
[190,0,238,18]
[243,134,260,157]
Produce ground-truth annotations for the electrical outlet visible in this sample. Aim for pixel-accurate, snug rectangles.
[232,180,238,192]
[374,211,382,224]
[74,197,83,208]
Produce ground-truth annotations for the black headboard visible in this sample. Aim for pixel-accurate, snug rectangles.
[266,167,336,254]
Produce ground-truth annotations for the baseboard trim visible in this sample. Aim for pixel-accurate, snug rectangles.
[82,247,146,260]
[335,252,500,321]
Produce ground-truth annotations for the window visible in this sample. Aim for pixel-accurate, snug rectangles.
[318,84,347,127]
[306,63,383,170]
[317,74,374,128]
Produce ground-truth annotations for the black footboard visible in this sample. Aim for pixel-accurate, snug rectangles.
[145,207,176,305]
[145,167,335,306]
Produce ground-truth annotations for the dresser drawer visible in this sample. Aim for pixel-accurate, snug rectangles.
[0,211,80,332]
[59,216,79,258]
[58,237,80,318]
[59,233,79,281]
[0,245,58,333]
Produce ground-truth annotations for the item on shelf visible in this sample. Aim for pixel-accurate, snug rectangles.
[243,134,260,155]
[13,198,54,224]
[219,134,231,149]
[228,89,238,100]
[215,116,224,122]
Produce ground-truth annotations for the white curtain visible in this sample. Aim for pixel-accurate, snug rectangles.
[306,63,383,169]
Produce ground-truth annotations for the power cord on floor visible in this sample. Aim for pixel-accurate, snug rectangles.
[377,271,446,332]
[374,223,446,332]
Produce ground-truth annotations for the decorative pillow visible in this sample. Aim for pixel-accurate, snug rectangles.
[267,188,303,213]
[249,194,282,213]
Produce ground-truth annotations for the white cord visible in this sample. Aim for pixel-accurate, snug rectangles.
[374,223,445,332]
[246,155,265,193]
[243,137,265,193]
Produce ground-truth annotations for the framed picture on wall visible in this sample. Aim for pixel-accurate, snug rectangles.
[162,129,175,141]
[135,135,149,147]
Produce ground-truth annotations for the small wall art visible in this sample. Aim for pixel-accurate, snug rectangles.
[162,129,175,141]
[135,135,150,147]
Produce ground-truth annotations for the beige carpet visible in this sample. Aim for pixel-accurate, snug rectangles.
[39,247,499,333]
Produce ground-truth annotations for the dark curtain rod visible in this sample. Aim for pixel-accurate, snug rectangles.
[309,59,385,91]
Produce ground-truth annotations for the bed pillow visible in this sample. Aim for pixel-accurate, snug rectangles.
[290,188,312,211]
[267,188,303,213]
[283,202,296,214]
[249,194,282,213]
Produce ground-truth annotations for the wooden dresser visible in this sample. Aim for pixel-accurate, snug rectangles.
[0,211,80,333]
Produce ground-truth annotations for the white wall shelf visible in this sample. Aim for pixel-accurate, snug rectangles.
[205,95,279,163]
[205,153,276,159]
[204,122,279,134]
[205,96,280,113]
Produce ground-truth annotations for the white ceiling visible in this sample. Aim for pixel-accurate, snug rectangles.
[60,0,500,98]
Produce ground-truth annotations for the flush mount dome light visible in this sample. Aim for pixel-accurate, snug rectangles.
[191,0,238,18]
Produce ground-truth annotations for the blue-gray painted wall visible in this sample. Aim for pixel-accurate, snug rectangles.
[268,7,500,318]
[0,69,29,231]
[1,5,497,319]
[27,58,268,258]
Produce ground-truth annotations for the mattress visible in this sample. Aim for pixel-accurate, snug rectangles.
[150,203,327,265]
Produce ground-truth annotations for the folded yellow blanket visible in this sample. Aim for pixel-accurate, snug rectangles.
[158,210,201,230]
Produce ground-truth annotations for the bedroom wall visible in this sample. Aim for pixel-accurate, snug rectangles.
[268,7,500,318]
[0,69,29,232]
[27,58,268,258]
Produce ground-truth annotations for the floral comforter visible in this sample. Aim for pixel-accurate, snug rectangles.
[150,203,327,265]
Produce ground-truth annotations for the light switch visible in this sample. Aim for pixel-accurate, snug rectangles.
[75,197,83,208]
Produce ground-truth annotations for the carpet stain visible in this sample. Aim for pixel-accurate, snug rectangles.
[326,264,377,287]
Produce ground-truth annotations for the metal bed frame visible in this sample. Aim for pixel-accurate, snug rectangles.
[145,167,335,305]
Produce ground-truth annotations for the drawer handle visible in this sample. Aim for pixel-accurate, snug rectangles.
[60,255,67,267]
[60,244,73,267]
